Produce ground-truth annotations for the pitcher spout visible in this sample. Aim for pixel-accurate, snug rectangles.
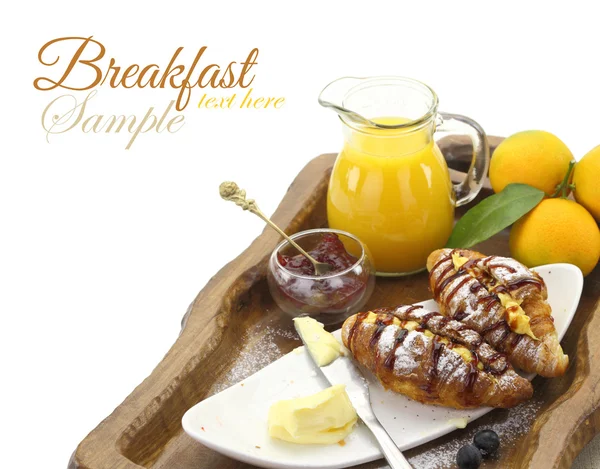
[319,76,439,130]
[318,77,374,127]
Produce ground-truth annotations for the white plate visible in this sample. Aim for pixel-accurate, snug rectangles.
[182,264,583,469]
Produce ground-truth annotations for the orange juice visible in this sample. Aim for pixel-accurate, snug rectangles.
[327,117,455,274]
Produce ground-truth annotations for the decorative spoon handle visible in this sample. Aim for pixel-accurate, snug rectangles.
[219,181,332,275]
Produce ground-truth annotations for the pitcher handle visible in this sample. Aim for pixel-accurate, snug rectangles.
[435,112,490,207]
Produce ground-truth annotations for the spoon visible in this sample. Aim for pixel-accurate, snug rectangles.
[219,181,334,276]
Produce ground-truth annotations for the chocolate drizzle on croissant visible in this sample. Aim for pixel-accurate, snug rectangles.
[342,306,533,409]
[426,248,568,377]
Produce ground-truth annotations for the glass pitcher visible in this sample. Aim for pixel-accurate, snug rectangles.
[319,76,489,276]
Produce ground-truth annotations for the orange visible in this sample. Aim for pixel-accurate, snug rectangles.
[573,144,600,221]
[510,198,600,277]
[490,131,574,196]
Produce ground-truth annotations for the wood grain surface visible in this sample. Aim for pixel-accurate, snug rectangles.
[68,136,600,469]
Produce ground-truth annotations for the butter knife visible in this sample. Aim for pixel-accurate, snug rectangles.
[295,324,413,469]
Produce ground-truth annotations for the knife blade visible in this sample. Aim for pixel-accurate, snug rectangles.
[295,322,413,469]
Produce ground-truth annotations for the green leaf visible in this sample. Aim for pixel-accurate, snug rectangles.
[446,183,545,249]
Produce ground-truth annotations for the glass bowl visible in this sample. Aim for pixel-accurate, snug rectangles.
[267,228,375,325]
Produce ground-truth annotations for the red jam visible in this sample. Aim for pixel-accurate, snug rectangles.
[277,233,358,275]
[269,233,372,317]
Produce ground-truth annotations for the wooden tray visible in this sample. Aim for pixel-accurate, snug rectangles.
[69,137,600,469]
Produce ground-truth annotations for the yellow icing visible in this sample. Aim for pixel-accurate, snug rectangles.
[403,320,421,331]
[453,346,472,362]
[449,252,538,341]
[452,252,469,270]
[498,293,538,340]
[364,310,484,369]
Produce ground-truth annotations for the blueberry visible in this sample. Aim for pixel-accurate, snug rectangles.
[473,429,500,457]
[457,444,482,469]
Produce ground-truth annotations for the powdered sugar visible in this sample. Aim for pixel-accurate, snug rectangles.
[373,323,425,376]
[436,348,468,386]
[410,397,544,468]
[429,251,563,375]
[210,325,297,394]
[483,256,541,287]
[394,330,424,375]
[377,325,398,357]
[437,267,505,332]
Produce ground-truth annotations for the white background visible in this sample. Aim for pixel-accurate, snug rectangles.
[2,1,599,468]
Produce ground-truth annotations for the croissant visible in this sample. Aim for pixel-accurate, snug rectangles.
[341,305,533,409]
[426,248,568,377]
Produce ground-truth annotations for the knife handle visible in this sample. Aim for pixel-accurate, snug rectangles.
[363,416,413,469]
